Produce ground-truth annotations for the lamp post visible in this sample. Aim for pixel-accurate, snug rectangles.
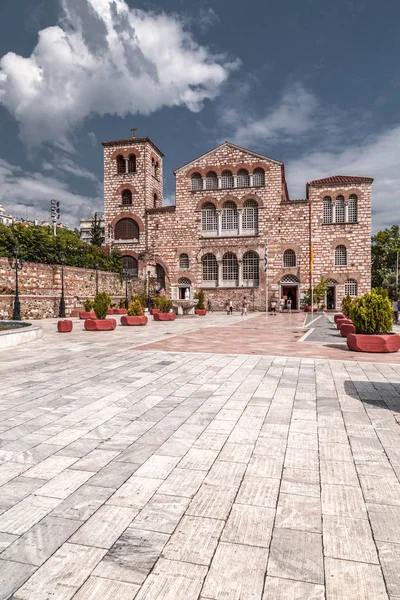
[124,267,130,309]
[59,253,66,318]
[93,260,99,295]
[147,270,151,311]
[8,247,24,321]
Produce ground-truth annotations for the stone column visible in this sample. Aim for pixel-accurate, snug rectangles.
[217,210,222,237]
[202,177,207,190]
[331,203,336,224]
[218,177,222,189]
[217,260,223,287]
[238,260,243,287]
[233,175,238,188]
[344,202,349,223]
[249,174,254,187]
[124,159,129,173]
[238,209,243,236]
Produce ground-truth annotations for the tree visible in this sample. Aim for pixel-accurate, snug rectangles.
[371,225,400,295]
[90,213,104,247]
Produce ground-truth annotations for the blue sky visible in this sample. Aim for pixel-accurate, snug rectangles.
[0,0,399,230]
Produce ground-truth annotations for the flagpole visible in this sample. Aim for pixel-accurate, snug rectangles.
[265,239,268,313]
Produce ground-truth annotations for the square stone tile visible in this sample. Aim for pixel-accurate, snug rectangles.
[87,461,139,488]
[284,447,319,470]
[187,483,237,520]
[0,559,37,600]
[0,477,47,511]
[130,493,190,534]
[268,528,324,585]
[158,468,206,498]
[323,515,379,563]
[93,528,169,584]
[218,442,254,463]
[221,503,275,547]
[134,455,180,479]
[320,460,359,486]
[115,443,159,464]
[179,448,219,471]
[377,542,400,596]
[204,460,246,489]
[107,476,163,509]
[21,455,78,480]
[276,494,321,533]
[246,455,284,479]
[0,531,18,551]
[322,484,367,519]
[33,469,95,499]
[69,449,119,472]
[134,558,207,600]
[73,577,139,600]
[368,504,400,543]
[236,475,280,508]
[163,515,223,565]
[325,557,388,600]
[0,495,60,535]
[319,442,353,462]
[70,505,136,548]
[50,484,113,520]
[281,467,320,497]
[263,576,324,600]
[202,542,268,600]
[359,475,400,506]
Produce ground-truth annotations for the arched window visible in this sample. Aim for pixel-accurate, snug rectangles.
[122,255,138,277]
[281,274,300,284]
[283,249,297,268]
[127,154,136,173]
[237,169,250,188]
[242,199,258,231]
[121,189,132,205]
[153,193,158,208]
[202,202,218,233]
[202,253,218,284]
[335,245,347,266]
[221,170,234,189]
[323,196,332,224]
[348,194,358,223]
[222,201,238,232]
[223,252,239,285]
[205,171,218,190]
[117,155,126,174]
[345,279,357,297]
[191,172,203,191]
[335,195,345,223]
[243,251,259,285]
[156,264,166,290]
[114,218,139,240]
[155,162,159,179]
[151,159,156,178]
[179,253,190,270]
[253,168,265,187]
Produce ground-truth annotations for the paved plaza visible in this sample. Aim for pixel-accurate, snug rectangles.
[0,312,400,599]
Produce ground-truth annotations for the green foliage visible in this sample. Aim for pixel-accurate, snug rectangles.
[157,297,173,313]
[90,213,104,247]
[194,289,205,310]
[153,296,162,309]
[374,287,389,298]
[93,291,112,320]
[313,278,329,305]
[131,293,148,309]
[83,298,93,312]
[119,298,126,308]
[371,225,400,294]
[127,300,144,316]
[342,294,354,318]
[350,290,393,335]
[0,224,122,274]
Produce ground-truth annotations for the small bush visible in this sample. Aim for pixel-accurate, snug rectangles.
[194,289,205,310]
[93,291,112,320]
[119,298,125,309]
[153,296,162,310]
[159,297,173,313]
[350,290,393,335]
[83,298,93,312]
[342,294,353,318]
[132,293,148,309]
[374,287,389,298]
[127,300,144,316]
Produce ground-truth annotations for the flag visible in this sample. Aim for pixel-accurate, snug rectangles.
[264,241,268,271]
[310,245,314,272]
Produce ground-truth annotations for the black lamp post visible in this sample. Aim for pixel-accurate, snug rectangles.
[8,247,24,321]
[93,260,99,295]
[59,253,66,318]
[124,267,130,309]
[147,270,151,311]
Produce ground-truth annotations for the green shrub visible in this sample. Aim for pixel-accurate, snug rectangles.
[159,297,173,313]
[350,290,393,335]
[131,293,148,309]
[342,294,354,318]
[194,289,205,310]
[93,291,112,320]
[83,298,93,312]
[153,296,162,309]
[127,299,144,316]
[119,298,125,308]
[374,287,389,298]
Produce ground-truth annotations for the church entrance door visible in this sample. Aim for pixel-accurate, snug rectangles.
[281,286,298,310]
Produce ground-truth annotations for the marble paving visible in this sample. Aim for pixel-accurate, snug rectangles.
[0,313,399,598]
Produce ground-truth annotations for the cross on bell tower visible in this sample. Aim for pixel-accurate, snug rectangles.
[130,126,138,138]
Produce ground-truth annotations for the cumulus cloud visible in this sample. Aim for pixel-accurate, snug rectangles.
[0,0,237,148]
[0,158,101,226]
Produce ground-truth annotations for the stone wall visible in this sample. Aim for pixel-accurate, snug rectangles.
[0,258,128,320]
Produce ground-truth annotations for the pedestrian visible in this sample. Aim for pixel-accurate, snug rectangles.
[270,297,277,316]
[287,297,292,313]
[393,297,399,324]
[241,296,248,316]
[207,299,212,312]
[279,298,285,313]
[229,299,233,315]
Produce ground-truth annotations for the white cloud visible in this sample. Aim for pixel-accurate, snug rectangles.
[0,0,237,148]
[0,158,100,226]
[42,156,98,182]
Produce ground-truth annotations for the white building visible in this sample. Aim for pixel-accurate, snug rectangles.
[0,205,13,226]
[80,215,105,244]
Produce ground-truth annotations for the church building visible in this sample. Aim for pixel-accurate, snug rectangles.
[102,133,372,311]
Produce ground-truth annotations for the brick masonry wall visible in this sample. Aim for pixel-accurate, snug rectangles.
[0,258,128,319]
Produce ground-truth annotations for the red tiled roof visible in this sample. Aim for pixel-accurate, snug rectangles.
[101,137,164,157]
[308,175,374,186]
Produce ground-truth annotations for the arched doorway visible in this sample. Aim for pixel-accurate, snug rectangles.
[280,275,300,310]
[178,277,192,300]
[326,279,338,310]
[156,264,166,291]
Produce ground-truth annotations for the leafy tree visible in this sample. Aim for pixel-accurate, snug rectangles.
[351,290,393,334]
[371,225,400,295]
[90,213,104,247]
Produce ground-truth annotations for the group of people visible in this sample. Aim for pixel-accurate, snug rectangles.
[270,297,292,315]
[225,297,249,316]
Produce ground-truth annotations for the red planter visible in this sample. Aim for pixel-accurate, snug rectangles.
[336,317,352,330]
[107,308,114,315]
[340,322,356,338]
[79,311,96,319]
[195,309,207,316]
[84,319,117,331]
[57,320,73,333]
[305,306,318,313]
[150,309,160,315]
[347,333,400,353]
[153,313,176,322]
[121,315,148,326]
[334,313,345,323]
[113,308,127,315]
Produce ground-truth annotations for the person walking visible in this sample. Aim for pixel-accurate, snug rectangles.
[229,299,233,315]
[279,298,285,313]
[241,296,248,316]
[287,297,292,314]
[207,299,212,312]
[393,297,399,324]
[270,297,277,316]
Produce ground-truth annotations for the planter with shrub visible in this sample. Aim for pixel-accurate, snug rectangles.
[340,322,356,337]
[336,317,352,330]
[153,298,176,321]
[80,298,95,319]
[333,313,345,323]
[121,300,148,326]
[58,320,73,333]
[84,292,115,331]
[346,290,400,353]
[194,289,207,316]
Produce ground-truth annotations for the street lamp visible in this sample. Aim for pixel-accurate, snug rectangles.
[93,260,99,295]
[147,270,151,311]
[8,247,24,321]
[123,266,130,309]
[59,253,66,318]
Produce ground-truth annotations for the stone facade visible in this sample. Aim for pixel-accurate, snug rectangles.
[103,137,372,311]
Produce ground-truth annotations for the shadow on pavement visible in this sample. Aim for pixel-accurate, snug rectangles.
[344,380,400,413]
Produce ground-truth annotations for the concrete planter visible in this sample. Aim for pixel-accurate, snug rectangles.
[334,313,345,323]
[340,322,356,337]
[195,309,207,316]
[121,315,148,326]
[57,320,73,333]
[336,317,352,330]
[113,308,127,315]
[305,306,318,313]
[84,319,117,331]
[150,309,160,315]
[347,333,400,353]
[79,311,96,320]
[153,313,176,322]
